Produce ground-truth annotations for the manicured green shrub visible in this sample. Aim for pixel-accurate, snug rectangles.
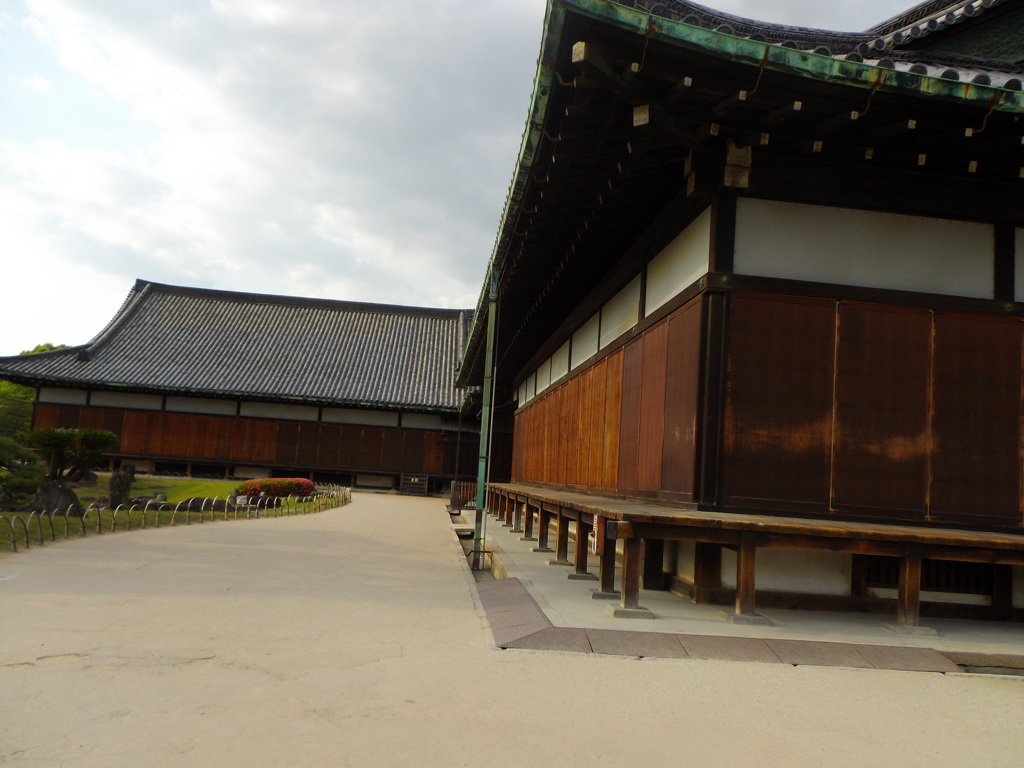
[237,478,316,498]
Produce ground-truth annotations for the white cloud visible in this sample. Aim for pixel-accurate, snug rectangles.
[0,0,914,356]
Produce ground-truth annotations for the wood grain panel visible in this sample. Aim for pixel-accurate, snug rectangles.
[512,414,524,481]
[662,300,702,497]
[359,427,385,471]
[400,428,424,472]
[316,422,342,468]
[617,337,644,493]
[564,377,581,486]
[602,349,623,490]
[32,403,61,430]
[250,419,278,463]
[638,322,668,491]
[930,313,1022,525]
[587,360,607,488]
[381,428,404,472]
[338,425,361,469]
[833,303,930,517]
[120,411,149,454]
[276,422,300,465]
[152,413,189,457]
[78,408,103,430]
[295,423,321,466]
[721,293,836,510]
[423,431,444,474]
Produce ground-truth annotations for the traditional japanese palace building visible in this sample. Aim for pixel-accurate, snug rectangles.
[5,0,1024,628]
[0,280,477,493]
[458,0,1024,627]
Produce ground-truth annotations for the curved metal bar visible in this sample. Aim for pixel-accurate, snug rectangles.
[84,504,101,535]
[0,515,15,552]
[212,497,220,522]
[13,516,29,550]
[171,501,184,526]
[112,504,125,533]
[41,510,56,542]
[70,505,86,536]
[128,504,140,532]
[27,511,43,546]
[200,497,208,523]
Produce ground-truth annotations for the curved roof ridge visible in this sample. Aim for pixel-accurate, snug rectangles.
[134,279,471,319]
[869,0,980,35]
[0,278,471,412]
[622,0,872,48]
[79,281,153,362]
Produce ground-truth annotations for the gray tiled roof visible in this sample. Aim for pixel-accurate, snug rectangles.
[619,0,1024,86]
[0,280,473,413]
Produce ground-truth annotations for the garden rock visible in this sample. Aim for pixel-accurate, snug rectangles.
[33,481,84,516]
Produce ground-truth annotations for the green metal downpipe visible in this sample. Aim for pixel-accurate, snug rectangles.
[472,268,498,569]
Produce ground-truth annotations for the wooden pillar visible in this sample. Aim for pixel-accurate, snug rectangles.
[620,536,643,610]
[597,517,618,596]
[693,542,721,603]
[897,552,923,627]
[553,509,571,565]
[521,502,536,541]
[502,497,514,527]
[569,517,596,580]
[511,502,523,533]
[735,533,757,617]
[535,505,553,552]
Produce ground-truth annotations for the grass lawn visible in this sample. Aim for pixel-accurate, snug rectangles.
[74,475,242,506]
[0,476,347,555]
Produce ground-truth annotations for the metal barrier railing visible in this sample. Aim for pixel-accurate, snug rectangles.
[0,484,352,554]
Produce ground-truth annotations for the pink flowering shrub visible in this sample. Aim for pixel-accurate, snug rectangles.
[237,478,316,498]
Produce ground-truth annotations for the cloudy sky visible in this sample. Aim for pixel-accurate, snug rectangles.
[0,0,907,356]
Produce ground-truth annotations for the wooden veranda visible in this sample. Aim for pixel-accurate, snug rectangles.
[487,483,1024,628]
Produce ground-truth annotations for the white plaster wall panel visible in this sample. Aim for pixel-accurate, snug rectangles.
[600,275,642,348]
[869,587,989,605]
[240,401,319,422]
[672,540,696,581]
[90,390,163,410]
[645,207,712,315]
[720,548,852,596]
[401,413,443,429]
[356,474,394,488]
[234,465,271,479]
[571,314,600,369]
[38,387,88,405]
[535,358,552,393]
[1016,228,1024,301]
[550,340,570,382]
[735,199,995,299]
[322,407,399,427]
[165,395,237,415]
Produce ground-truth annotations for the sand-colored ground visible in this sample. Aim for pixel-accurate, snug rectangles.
[1,493,1022,767]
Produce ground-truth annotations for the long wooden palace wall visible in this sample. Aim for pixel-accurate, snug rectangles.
[513,290,1024,530]
[722,292,1022,528]
[512,296,703,500]
[33,403,450,476]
